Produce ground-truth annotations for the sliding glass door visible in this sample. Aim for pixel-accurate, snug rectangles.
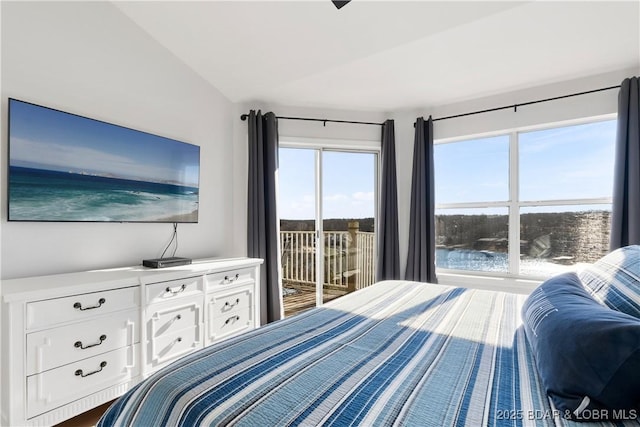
[279,148,317,318]
[279,147,378,317]
[321,151,377,304]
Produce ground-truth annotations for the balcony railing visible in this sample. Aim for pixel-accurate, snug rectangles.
[280,229,376,292]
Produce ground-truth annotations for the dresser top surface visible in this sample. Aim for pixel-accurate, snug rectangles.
[2,257,263,302]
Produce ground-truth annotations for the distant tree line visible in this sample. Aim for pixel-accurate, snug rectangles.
[281,218,375,233]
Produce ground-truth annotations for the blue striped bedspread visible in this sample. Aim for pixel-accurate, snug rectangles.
[98,280,640,426]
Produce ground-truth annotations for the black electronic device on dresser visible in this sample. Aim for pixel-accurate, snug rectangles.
[142,257,192,268]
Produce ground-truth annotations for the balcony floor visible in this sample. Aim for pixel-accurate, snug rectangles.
[283,283,347,318]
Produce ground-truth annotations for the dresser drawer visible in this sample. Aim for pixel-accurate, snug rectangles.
[26,344,139,418]
[26,309,139,376]
[206,268,255,290]
[146,276,203,305]
[207,305,254,343]
[148,325,201,368]
[207,285,253,318]
[148,300,201,340]
[26,287,140,330]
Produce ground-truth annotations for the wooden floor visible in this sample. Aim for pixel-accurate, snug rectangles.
[283,287,347,317]
[53,400,114,427]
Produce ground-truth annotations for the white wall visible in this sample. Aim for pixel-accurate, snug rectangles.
[0,1,235,279]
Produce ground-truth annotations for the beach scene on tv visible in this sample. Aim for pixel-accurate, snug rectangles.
[8,99,200,222]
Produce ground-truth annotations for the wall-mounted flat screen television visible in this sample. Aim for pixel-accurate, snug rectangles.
[8,98,200,223]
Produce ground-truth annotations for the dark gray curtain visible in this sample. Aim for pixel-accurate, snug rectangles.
[247,110,283,324]
[405,116,437,283]
[376,120,400,281]
[611,77,640,250]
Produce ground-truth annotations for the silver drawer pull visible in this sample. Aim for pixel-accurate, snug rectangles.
[74,334,107,350]
[73,298,106,311]
[225,315,241,324]
[224,298,240,308]
[223,274,240,284]
[75,361,107,378]
[166,284,186,295]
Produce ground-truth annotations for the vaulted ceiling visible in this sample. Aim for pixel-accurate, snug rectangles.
[114,1,640,112]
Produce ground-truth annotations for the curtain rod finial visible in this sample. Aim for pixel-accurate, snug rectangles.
[240,114,248,121]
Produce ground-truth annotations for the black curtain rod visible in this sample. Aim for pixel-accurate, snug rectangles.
[240,84,621,127]
[240,113,384,127]
[430,84,621,123]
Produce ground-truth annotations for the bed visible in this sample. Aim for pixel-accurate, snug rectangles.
[99,247,640,427]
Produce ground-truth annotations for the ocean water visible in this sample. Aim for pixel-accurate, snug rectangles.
[9,166,199,222]
[436,248,509,272]
[436,248,578,278]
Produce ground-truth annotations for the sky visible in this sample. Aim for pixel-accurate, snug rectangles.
[278,148,376,220]
[9,99,200,187]
[279,119,616,221]
[435,119,616,206]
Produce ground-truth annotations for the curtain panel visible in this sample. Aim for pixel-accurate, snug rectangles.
[247,110,283,324]
[376,119,401,281]
[405,116,437,283]
[611,77,640,250]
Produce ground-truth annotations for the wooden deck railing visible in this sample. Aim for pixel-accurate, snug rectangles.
[280,228,376,292]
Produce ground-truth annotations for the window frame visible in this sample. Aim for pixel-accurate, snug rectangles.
[434,113,616,280]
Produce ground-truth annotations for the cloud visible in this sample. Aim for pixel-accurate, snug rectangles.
[283,193,315,219]
[281,190,375,220]
[352,191,374,201]
[11,136,136,171]
[10,136,197,185]
[324,193,349,202]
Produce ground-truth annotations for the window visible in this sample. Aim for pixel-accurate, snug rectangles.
[436,207,509,273]
[435,136,509,204]
[435,118,616,278]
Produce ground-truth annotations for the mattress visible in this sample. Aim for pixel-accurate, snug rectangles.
[98,280,639,426]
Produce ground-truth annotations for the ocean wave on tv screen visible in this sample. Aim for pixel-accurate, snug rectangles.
[9,167,198,222]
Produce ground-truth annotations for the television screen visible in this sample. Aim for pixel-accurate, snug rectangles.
[8,98,200,223]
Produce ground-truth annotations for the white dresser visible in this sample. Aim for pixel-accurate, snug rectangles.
[1,257,262,426]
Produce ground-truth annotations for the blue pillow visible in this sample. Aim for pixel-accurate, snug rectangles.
[578,245,640,319]
[522,272,640,420]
